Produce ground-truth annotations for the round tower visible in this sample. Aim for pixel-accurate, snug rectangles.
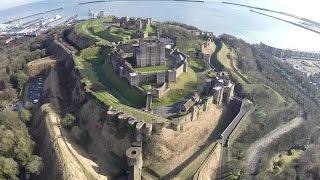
[126,147,143,180]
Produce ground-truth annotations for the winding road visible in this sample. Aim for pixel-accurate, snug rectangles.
[246,116,305,178]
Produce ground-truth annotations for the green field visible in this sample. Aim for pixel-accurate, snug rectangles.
[134,64,170,73]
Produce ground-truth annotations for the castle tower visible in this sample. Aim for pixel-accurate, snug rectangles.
[213,86,223,105]
[145,91,153,113]
[218,87,224,106]
[134,39,165,67]
[138,20,143,30]
[225,80,235,105]
[183,60,188,73]
[126,147,143,180]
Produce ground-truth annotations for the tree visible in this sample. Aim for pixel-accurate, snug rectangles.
[25,155,43,177]
[71,126,82,141]
[62,114,77,129]
[16,71,28,89]
[11,70,28,90]
[0,156,19,180]
[21,109,31,123]
[0,110,19,128]
[0,127,15,156]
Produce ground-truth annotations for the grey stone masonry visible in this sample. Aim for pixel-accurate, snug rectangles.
[134,38,166,67]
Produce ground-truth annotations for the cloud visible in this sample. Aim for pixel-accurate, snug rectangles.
[0,0,40,11]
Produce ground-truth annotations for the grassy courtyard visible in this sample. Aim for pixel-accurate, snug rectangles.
[134,64,170,73]
[153,67,204,107]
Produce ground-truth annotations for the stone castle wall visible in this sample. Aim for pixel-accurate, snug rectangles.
[139,73,157,84]
[156,71,166,84]
[175,63,184,78]
[171,96,215,131]
[151,83,170,99]
[167,70,177,82]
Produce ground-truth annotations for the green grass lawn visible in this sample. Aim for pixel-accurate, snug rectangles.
[80,47,145,107]
[94,26,135,43]
[243,84,285,114]
[189,58,206,72]
[216,42,232,69]
[153,67,204,106]
[75,18,114,45]
[75,47,101,88]
[134,64,170,73]
[99,55,145,107]
[93,91,167,122]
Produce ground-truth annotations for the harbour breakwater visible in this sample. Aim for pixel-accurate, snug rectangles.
[4,7,63,24]
[223,2,320,35]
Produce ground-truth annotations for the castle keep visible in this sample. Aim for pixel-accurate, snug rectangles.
[134,38,166,67]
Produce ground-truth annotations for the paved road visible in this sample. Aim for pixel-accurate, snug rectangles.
[246,116,305,178]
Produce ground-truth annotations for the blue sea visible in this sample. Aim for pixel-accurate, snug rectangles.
[0,0,319,51]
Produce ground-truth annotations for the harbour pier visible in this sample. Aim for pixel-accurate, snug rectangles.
[4,7,63,24]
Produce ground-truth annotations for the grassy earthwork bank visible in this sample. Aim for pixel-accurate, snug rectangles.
[74,46,167,122]
[209,37,306,179]
[74,17,212,120]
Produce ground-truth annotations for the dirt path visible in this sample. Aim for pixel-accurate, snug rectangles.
[246,116,304,177]
[43,66,108,179]
[45,104,108,180]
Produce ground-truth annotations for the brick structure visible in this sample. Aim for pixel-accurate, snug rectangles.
[134,38,166,67]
